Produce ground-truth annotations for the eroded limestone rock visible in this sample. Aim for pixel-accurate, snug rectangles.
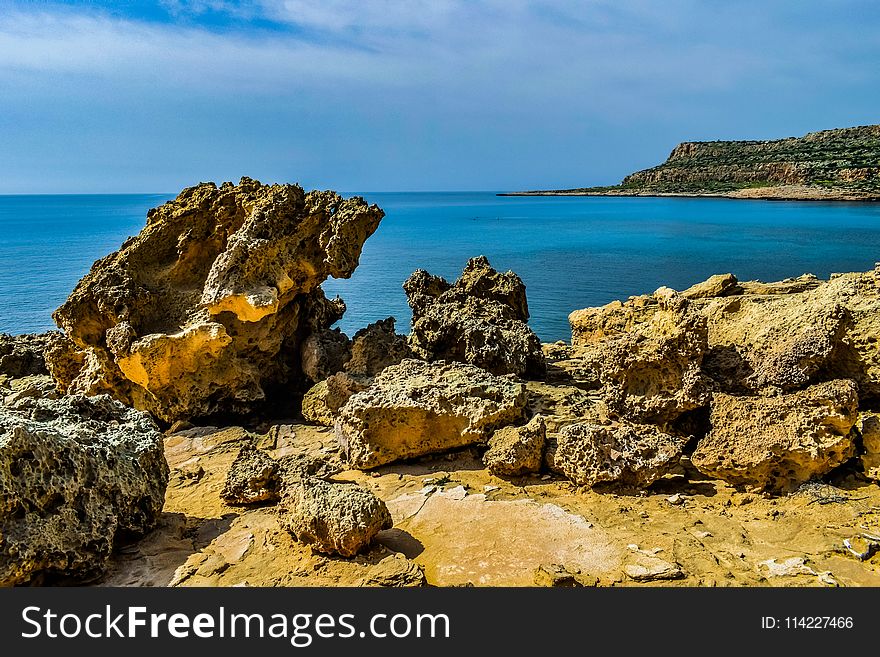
[49,178,383,422]
[0,395,168,585]
[691,379,859,492]
[858,413,880,481]
[0,332,54,379]
[345,317,412,376]
[336,359,528,469]
[404,256,545,377]
[483,414,546,476]
[221,446,281,505]
[284,478,392,557]
[569,288,709,424]
[549,420,686,488]
[301,373,371,427]
[300,328,351,383]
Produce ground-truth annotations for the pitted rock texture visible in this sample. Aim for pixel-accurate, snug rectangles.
[0,332,55,378]
[858,413,880,481]
[691,379,859,492]
[0,395,168,585]
[483,414,547,476]
[336,359,528,469]
[404,256,545,377]
[284,478,392,557]
[49,178,383,422]
[569,288,709,424]
[549,421,686,488]
[345,317,412,377]
[300,328,351,383]
[221,446,281,505]
[301,373,371,427]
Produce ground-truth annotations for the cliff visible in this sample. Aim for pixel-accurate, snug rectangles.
[504,124,880,200]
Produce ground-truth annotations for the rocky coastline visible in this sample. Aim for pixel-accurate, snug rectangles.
[502,124,880,201]
[2,178,880,587]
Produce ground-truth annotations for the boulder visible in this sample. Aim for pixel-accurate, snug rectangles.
[0,332,54,378]
[680,273,739,300]
[336,359,528,469]
[404,256,545,377]
[48,178,383,422]
[284,478,392,557]
[221,446,281,505]
[856,413,880,481]
[569,288,709,424]
[358,554,427,587]
[345,317,412,376]
[301,373,371,426]
[300,328,351,383]
[0,395,168,585]
[483,414,546,476]
[691,379,859,492]
[549,420,686,488]
[2,375,58,406]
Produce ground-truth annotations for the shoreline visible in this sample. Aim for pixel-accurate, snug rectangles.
[498,187,880,202]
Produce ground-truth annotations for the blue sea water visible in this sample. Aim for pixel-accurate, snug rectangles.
[2,192,880,342]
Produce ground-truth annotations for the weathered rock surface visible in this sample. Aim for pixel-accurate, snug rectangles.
[404,256,545,377]
[300,328,351,383]
[2,375,58,406]
[692,380,859,491]
[0,395,168,585]
[680,273,740,300]
[483,415,546,476]
[345,317,412,376]
[336,359,528,469]
[569,288,709,424]
[221,446,281,505]
[284,478,392,557]
[549,420,687,487]
[301,373,371,427]
[48,178,383,422]
[0,333,54,379]
[858,413,880,481]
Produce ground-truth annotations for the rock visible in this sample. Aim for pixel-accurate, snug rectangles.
[483,415,546,476]
[221,446,281,505]
[857,412,880,480]
[284,478,392,557]
[301,372,371,426]
[680,273,740,299]
[550,420,687,488]
[48,178,383,422]
[0,395,168,585]
[533,563,596,587]
[700,291,847,393]
[345,317,412,376]
[300,328,351,383]
[758,557,815,578]
[691,379,859,492]
[358,554,426,587]
[3,375,58,406]
[336,359,528,469]
[625,556,685,582]
[569,289,709,424]
[404,256,545,377]
[0,332,54,378]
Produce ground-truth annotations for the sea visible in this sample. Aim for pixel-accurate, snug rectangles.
[2,192,880,342]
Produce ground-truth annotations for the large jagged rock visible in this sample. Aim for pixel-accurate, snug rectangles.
[483,414,546,476]
[0,395,168,585]
[0,332,54,379]
[691,380,859,492]
[548,420,687,488]
[336,359,529,469]
[221,446,281,505]
[48,178,383,422]
[404,256,545,377]
[300,328,351,383]
[568,288,709,425]
[284,478,392,557]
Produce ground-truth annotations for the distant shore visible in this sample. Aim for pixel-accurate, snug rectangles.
[498,184,880,202]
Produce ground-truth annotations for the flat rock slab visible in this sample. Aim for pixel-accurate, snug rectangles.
[384,487,623,586]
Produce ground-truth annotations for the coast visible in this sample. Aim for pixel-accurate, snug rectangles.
[2,179,880,587]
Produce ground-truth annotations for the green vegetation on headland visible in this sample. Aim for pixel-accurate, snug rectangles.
[502,124,880,200]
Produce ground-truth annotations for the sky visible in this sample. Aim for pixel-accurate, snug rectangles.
[0,0,878,193]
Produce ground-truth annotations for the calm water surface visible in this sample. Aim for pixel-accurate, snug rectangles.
[2,192,879,341]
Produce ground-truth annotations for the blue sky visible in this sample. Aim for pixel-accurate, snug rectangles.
[1,0,878,192]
